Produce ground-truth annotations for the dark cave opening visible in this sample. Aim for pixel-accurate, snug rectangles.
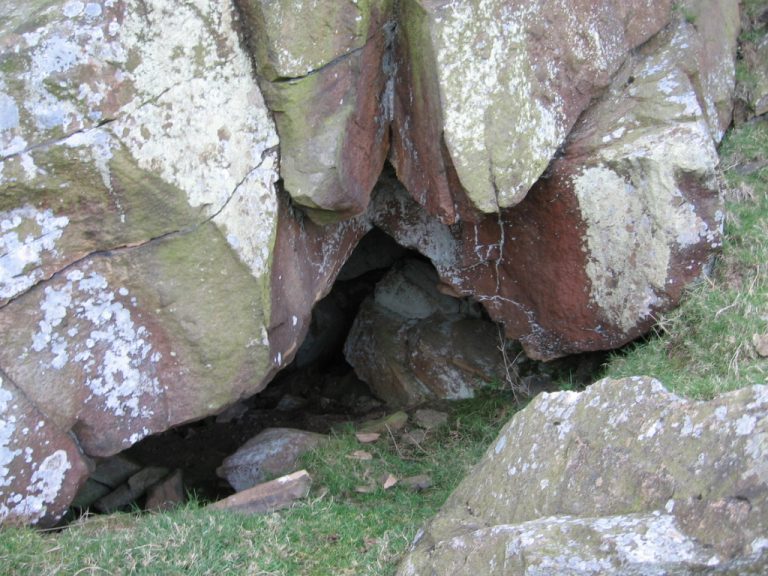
[68,227,438,513]
[68,223,609,518]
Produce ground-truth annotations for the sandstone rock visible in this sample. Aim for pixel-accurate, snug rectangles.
[208,470,312,515]
[374,259,460,319]
[216,428,325,492]
[375,2,730,360]
[0,0,279,525]
[0,370,89,527]
[144,469,184,512]
[397,377,768,574]
[400,513,768,575]
[90,455,142,489]
[401,474,432,492]
[675,0,739,139]
[391,0,673,222]
[345,259,506,404]
[236,0,394,221]
[413,409,448,431]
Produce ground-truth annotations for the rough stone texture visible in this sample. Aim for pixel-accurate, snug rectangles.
[236,0,394,221]
[397,378,768,575]
[0,369,89,526]
[374,3,731,360]
[735,5,768,122]
[144,469,184,512]
[267,194,371,379]
[216,428,325,492]
[0,0,279,525]
[391,0,673,222]
[208,469,312,515]
[0,0,740,525]
[345,260,506,405]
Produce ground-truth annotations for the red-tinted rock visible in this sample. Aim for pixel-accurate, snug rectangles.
[0,370,89,527]
[238,0,394,221]
[391,0,674,223]
[208,470,312,515]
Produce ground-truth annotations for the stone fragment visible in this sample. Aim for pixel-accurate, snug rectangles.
[358,411,409,434]
[127,467,169,495]
[754,334,768,358]
[90,455,143,489]
[208,470,312,515]
[70,479,112,510]
[397,377,768,574]
[355,432,381,443]
[93,484,136,514]
[401,474,432,492]
[145,470,184,512]
[216,428,325,492]
[413,409,448,430]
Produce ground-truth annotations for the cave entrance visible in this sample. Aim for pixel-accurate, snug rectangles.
[68,222,607,518]
[69,227,461,513]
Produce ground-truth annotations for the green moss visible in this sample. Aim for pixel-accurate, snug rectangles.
[145,223,271,406]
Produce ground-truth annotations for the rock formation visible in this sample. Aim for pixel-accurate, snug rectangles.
[1,0,738,525]
[397,377,768,575]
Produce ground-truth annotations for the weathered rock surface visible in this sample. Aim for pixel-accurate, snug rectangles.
[374,3,735,359]
[0,0,741,525]
[216,428,325,492]
[0,369,89,526]
[391,0,674,221]
[235,0,394,221]
[208,469,312,515]
[397,378,768,575]
[345,259,508,405]
[1,0,279,525]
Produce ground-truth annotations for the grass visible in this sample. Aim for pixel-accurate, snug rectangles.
[0,392,518,575]
[601,118,768,399]
[2,27,767,573]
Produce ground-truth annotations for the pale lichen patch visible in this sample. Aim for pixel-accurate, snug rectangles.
[28,266,161,421]
[0,205,69,301]
[573,120,718,333]
[433,1,565,211]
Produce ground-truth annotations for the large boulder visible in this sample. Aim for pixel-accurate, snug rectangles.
[376,3,736,359]
[0,0,279,525]
[391,0,673,222]
[235,0,394,222]
[345,259,507,405]
[397,377,768,575]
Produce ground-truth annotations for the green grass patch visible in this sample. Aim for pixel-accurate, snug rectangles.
[0,392,518,575]
[602,119,768,398]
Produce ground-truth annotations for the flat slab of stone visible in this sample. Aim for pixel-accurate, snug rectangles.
[208,470,312,515]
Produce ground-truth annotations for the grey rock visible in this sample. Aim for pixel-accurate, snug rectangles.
[413,409,448,430]
[217,428,325,492]
[397,377,768,575]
